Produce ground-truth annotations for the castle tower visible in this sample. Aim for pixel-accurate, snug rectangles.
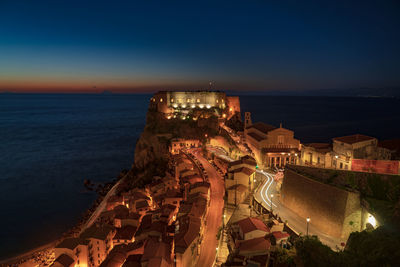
[244,112,252,128]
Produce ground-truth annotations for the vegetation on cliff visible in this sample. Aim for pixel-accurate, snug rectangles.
[225,112,243,132]
[291,226,400,267]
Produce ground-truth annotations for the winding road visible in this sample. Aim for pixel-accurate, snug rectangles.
[189,149,225,267]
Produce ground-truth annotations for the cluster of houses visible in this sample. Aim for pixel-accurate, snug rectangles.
[223,216,290,266]
[52,152,210,267]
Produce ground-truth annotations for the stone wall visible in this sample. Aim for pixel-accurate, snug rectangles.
[281,169,362,239]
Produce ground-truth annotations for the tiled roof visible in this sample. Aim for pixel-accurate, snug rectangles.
[80,224,114,240]
[142,237,171,263]
[51,254,75,267]
[100,251,127,267]
[228,156,257,168]
[238,237,271,252]
[127,212,142,220]
[272,231,290,240]
[246,122,276,134]
[333,134,376,144]
[113,226,137,240]
[136,200,150,209]
[247,132,265,142]
[122,254,142,267]
[56,237,88,250]
[190,181,210,190]
[175,215,201,253]
[232,167,255,176]
[236,217,270,234]
[304,143,332,153]
[114,205,130,219]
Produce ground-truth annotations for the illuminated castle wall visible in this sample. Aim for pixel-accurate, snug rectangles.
[150,91,228,115]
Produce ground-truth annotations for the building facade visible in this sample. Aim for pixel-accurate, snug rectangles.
[332,134,391,170]
[150,91,227,115]
[245,122,301,168]
[300,143,333,168]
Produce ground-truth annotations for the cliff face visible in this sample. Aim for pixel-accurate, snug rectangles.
[134,108,220,171]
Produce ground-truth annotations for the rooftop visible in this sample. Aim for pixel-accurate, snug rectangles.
[55,237,89,250]
[232,167,255,176]
[175,215,202,252]
[51,254,75,267]
[246,122,276,134]
[113,225,137,240]
[333,134,376,144]
[238,237,271,252]
[80,224,114,240]
[236,217,270,234]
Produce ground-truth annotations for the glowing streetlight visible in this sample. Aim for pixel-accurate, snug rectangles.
[335,155,338,169]
[306,217,310,236]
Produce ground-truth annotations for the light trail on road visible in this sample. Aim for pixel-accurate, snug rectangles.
[257,170,277,209]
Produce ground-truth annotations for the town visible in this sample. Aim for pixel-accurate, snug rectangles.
[20,91,400,267]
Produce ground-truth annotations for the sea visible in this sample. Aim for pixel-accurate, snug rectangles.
[0,93,399,259]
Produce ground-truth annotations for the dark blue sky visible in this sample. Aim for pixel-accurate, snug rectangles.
[0,0,399,92]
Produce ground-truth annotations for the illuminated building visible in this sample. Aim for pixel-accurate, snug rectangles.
[149,91,240,119]
[245,122,301,168]
[332,134,391,170]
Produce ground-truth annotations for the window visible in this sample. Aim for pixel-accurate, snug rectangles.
[317,157,320,164]
[340,162,343,169]
[97,247,99,251]
[160,98,163,102]
[98,253,100,258]
[97,241,99,244]
[171,98,174,102]
[278,135,284,144]
[197,98,200,103]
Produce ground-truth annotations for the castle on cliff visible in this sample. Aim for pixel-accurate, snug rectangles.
[150,91,240,119]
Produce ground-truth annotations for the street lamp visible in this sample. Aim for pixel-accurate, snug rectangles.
[335,155,338,169]
[270,194,274,214]
[306,217,310,236]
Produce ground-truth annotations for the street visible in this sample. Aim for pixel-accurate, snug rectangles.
[190,149,225,267]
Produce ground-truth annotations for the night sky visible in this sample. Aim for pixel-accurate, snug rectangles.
[0,0,399,93]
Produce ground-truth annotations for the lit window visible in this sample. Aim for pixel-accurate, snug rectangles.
[187,98,190,103]
[160,98,163,102]
[197,99,200,103]
[216,99,219,103]
[171,98,174,102]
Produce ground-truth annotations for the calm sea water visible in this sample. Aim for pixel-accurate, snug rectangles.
[0,93,399,259]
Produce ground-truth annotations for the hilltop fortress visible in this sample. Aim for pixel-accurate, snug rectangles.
[150,91,240,119]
